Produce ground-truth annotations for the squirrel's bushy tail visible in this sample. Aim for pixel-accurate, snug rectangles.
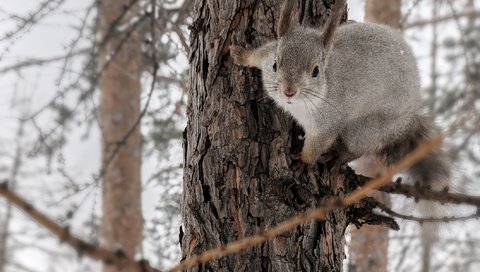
[379,114,451,244]
[380,114,450,190]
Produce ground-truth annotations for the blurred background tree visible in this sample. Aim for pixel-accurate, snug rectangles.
[0,0,190,270]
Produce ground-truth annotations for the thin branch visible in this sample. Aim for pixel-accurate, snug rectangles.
[376,200,479,223]
[55,2,96,86]
[0,0,66,42]
[0,0,67,63]
[441,0,480,118]
[0,182,161,272]
[404,10,480,29]
[380,182,480,207]
[400,0,423,27]
[95,0,141,50]
[146,163,183,185]
[9,262,39,272]
[171,0,192,55]
[0,116,26,271]
[0,48,89,74]
[26,12,148,128]
[24,3,148,121]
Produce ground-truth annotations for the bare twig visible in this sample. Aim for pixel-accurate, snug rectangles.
[24,2,148,122]
[376,201,479,223]
[56,2,96,86]
[9,262,39,272]
[26,11,149,148]
[400,0,423,27]
[0,0,66,42]
[0,48,89,74]
[404,10,480,29]
[0,115,26,271]
[0,182,161,272]
[0,0,67,63]
[380,182,480,207]
[95,0,142,50]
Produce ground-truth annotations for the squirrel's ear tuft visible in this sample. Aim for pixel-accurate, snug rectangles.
[321,0,347,54]
[277,0,297,38]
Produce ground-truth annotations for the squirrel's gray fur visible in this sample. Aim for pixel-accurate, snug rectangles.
[230,0,450,188]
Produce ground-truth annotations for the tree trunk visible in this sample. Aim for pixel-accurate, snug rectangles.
[98,1,143,271]
[420,1,439,271]
[0,119,25,272]
[348,192,390,272]
[348,1,402,272]
[0,206,8,272]
[364,0,401,29]
[181,1,353,271]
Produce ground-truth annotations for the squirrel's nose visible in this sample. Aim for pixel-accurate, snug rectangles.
[283,88,297,97]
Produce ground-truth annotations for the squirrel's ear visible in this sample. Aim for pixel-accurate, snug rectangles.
[230,42,276,70]
[321,0,347,54]
[277,0,297,37]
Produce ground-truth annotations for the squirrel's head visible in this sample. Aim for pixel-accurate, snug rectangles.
[230,31,329,107]
[230,0,345,107]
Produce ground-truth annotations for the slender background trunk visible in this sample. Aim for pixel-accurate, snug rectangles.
[348,1,401,271]
[420,2,439,271]
[364,0,401,29]
[0,119,25,272]
[181,0,353,271]
[98,1,143,271]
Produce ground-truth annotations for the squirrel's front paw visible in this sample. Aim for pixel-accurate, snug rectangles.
[229,45,247,66]
[299,149,319,165]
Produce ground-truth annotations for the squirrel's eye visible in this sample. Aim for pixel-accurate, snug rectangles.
[273,61,277,72]
[312,66,319,78]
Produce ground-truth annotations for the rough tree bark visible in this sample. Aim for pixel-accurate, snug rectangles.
[348,1,401,272]
[181,1,360,271]
[98,1,143,271]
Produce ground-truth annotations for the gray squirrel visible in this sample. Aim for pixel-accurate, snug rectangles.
[230,0,450,188]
